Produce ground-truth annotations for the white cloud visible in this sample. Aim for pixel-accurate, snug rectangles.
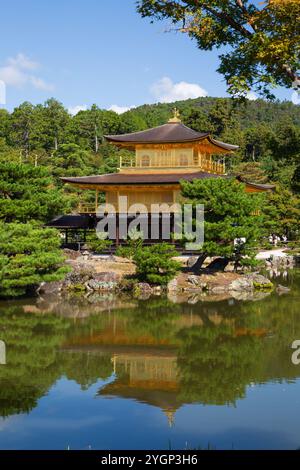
[30,76,54,91]
[8,53,38,71]
[0,53,53,91]
[108,104,135,114]
[0,64,27,87]
[68,104,88,116]
[150,76,208,103]
[246,91,258,101]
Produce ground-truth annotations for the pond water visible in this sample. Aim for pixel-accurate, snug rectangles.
[1,270,300,450]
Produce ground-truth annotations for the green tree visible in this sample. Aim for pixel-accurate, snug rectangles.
[137,0,300,98]
[41,98,70,151]
[208,98,237,136]
[85,231,112,253]
[232,161,269,184]
[133,243,181,284]
[0,222,69,297]
[180,178,264,267]
[262,185,300,238]
[9,102,41,157]
[270,118,300,162]
[291,165,300,194]
[0,162,70,223]
[0,109,10,141]
[119,111,147,133]
[69,107,121,151]
[244,124,274,161]
[182,108,211,133]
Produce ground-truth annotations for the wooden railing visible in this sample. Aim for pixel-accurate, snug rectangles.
[119,156,136,168]
[201,160,225,174]
[119,155,225,174]
[78,202,97,214]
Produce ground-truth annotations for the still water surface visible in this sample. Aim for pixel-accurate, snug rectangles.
[1,270,300,450]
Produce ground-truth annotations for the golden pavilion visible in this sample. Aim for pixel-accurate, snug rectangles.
[48,110,273,247]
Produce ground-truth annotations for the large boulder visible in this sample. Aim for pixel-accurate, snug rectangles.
[229,277,253,292]
[229,273,273,292]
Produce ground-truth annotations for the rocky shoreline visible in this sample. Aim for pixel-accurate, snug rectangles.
[36,249,296,303]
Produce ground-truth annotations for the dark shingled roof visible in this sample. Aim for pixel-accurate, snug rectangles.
[61,171,225,186]
[105,122,238,151]
[45,214,91,229]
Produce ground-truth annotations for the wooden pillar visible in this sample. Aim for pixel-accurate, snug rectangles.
[116,214,120,247]
[65,229,68,245]
[95,190,98,211]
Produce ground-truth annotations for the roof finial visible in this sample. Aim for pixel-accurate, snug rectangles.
[163,408,176,428]
[168,107,181,123]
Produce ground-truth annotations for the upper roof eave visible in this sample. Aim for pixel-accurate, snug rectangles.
[104,122,238,152]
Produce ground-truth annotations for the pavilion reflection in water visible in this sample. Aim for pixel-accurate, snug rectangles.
[62,311,206,426]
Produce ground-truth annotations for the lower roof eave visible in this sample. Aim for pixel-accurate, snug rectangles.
[61,171,227,187]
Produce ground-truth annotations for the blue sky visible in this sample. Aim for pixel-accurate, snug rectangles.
[0,0,293,113]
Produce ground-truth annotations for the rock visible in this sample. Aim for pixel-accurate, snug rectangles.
[229,277,253,292]
[249,273,273,290]
[63,248,81,260]
[199,282,208,290]
[64,272,88,286]
[37,281,63,295]
[85,278,117,291]
[93,272,120,283]
[210,286,227,294]
[153,285,162,295]
[276,284,290,294]
[64,264,96,285]
[187,275,200,286]
[224,262,235,272]
[167,278,178,292]
[133,283,153,299]
[229,273,273,292]
[186,275,208,290]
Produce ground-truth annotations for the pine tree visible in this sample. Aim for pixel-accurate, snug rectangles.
[180,178,264,267]
[0,162,71,223]
[0,222,69,297]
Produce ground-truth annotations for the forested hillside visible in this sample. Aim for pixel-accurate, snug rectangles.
[0,97,299,188]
